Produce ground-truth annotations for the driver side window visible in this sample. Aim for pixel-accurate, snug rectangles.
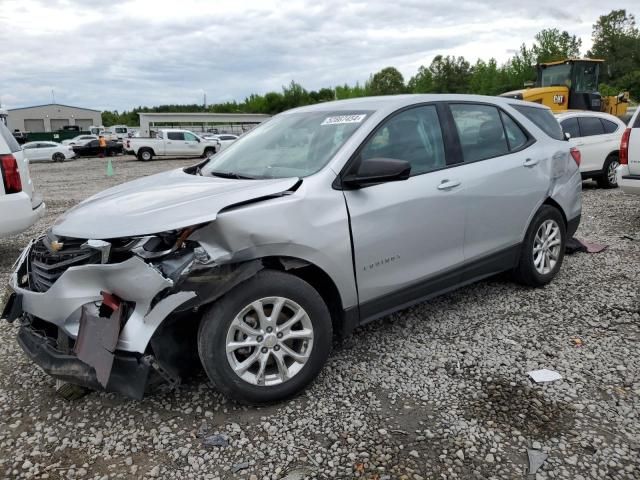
[360,105,446,176]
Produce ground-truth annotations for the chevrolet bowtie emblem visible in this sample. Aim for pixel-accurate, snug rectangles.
[50,240,64,252]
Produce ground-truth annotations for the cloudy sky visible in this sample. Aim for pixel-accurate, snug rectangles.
[0,0,637,111]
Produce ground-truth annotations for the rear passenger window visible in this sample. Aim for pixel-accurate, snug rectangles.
[560,118,580,138]
[450,104,509,162]
[360,105,446,175]
[578,117,604,137]
[512,105,564,140]
[600,119,619,134]
[500,112,528,151]
[167,132,185,141]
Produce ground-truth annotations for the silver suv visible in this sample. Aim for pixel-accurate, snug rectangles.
[2,95,581,404]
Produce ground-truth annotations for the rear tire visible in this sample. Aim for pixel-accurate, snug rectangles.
[137,149,153,162]
[197,270,332,405]
[597,155,619,189]
[513,205,566,287]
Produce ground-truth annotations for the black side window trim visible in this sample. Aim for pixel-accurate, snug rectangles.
[560,117,582,138]
[577,116,605,137]
[634,113,640,129]
[446,101,536,165]
[334,102,453,189]
[599,118,619,134]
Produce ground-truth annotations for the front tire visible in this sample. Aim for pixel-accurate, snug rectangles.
[137,149,153,162]
[52,153,65,163]
[198,270,332,404]
[203,147,215,159]
[513,205,566,287]
[597,155,619,189]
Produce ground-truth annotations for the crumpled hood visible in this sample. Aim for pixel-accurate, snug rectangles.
[52,168,299,239]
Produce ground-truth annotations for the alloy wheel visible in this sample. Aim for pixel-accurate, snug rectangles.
[533,219,561,275]
[225,297,314,386]
[607,160,619,186]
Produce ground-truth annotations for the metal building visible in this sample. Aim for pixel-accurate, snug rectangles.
[137,112,271,137]
[7,104,102,133]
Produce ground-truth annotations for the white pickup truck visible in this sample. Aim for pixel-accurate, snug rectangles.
[128,129,219,161]
[617,109,640,195]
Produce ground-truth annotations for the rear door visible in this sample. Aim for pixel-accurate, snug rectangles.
[574,116,607,172]
[39,142,58,161]
[446,102,549,264]
[165,131,186,155]
[342,103,466,312]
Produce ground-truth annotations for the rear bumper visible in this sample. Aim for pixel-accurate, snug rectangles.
[0,192,45,237]
[616,165,640,196]
[16,323,151,400]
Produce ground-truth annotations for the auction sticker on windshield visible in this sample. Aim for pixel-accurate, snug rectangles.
[321,114,367,126]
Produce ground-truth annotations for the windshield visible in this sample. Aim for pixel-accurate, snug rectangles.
[573,62,599,92]
[201,110,372,179]
[538,64,572,87]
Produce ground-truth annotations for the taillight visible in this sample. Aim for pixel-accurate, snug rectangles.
[570,147,581,166]
[0,154,22,194]
[620,127,631,165]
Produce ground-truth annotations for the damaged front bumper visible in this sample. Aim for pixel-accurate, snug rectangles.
[3,239,199,399]
[16,323,153,400]
[3,233,265,399]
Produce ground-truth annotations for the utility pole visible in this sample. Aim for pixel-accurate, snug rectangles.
[51,90,56,104]
[204,92,207,109]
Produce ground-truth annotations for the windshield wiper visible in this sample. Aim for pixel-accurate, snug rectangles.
[209,171,257,180]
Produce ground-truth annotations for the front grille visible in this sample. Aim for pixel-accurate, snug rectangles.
[29,236,102,292]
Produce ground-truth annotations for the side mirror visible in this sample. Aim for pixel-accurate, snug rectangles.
[342,157,411,188]
[564,132,571,141]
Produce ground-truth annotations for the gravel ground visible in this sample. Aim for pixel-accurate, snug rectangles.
[0,156,639,480]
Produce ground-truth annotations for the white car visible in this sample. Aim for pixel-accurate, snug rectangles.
[128,129,219,161]
[61,135,98,146]
[22,141,76,163]
[616,108,640,195]
[0,121,45,237]
[557,111,626,188]
[204,134,238,151]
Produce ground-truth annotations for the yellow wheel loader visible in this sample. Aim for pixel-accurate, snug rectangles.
[501,58,629,118]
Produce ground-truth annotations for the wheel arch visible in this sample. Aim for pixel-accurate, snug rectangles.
[260,256,348,338]
[138,147,155,156]
[542,197,567,227]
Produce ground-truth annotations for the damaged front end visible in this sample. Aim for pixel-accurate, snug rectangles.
[2,227,262,400]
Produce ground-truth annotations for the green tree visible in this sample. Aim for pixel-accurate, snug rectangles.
[469,58,502,95]
[407,65,433,93]
[366,67,406,95]
[428,55,472,93]
[281,81,310,110]
[335,82,366,99]
[533,28,582,63]
[501,43,536,91]
[589,9,640,83]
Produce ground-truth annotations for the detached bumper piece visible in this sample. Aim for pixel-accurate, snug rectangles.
[17,324,151,400]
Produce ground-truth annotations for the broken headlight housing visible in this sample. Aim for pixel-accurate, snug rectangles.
[130,228,196,260]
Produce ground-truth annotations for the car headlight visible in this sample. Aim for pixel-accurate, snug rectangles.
[130,228,196,259]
